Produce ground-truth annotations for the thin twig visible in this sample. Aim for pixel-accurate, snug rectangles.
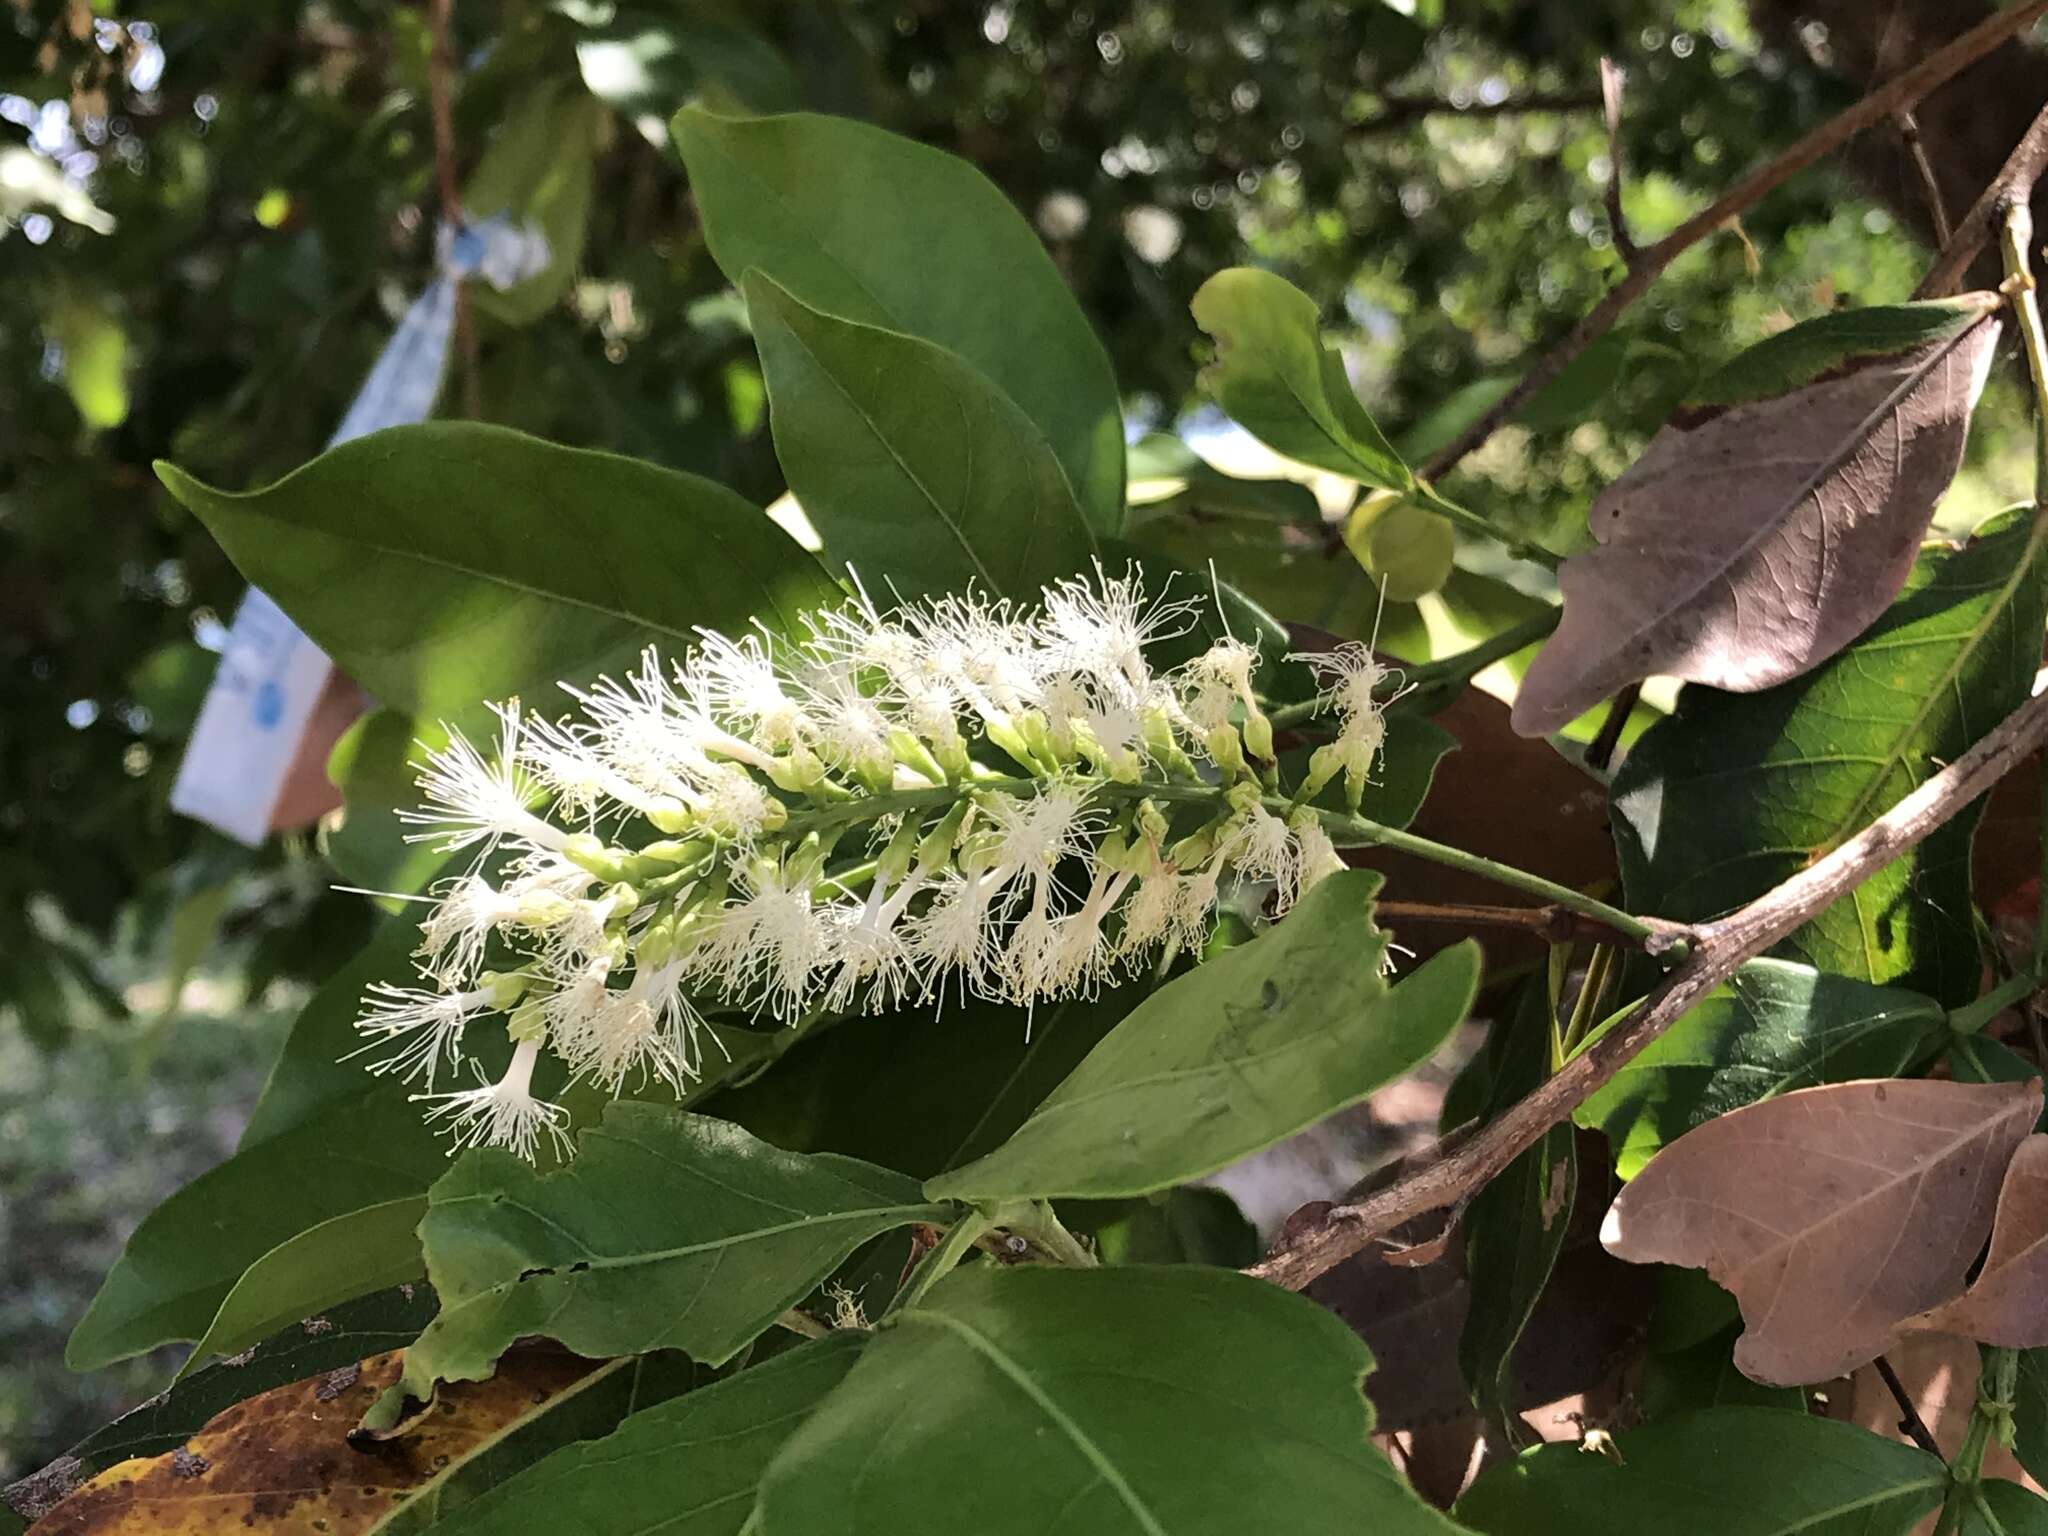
[1599,58,1638,269]
[1374,899,1653,950]
[1896,110,1953,249]
[1917,97,2048,299]
[1419,0,2048,484]
[424,0,479,418]
[1248,666,2048,1292]
[1874,1354,1945,1458]
[1582,680,1640,775]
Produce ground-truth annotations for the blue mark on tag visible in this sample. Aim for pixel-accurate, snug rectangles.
[253,680,285,728]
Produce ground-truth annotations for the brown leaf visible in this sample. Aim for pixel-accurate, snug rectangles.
[30,1346,597,1534]
[1910,1134,2048,1347]
[1600,1076,2041,1386]
[1512,296,2002,737]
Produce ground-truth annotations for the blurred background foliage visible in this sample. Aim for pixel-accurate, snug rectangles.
[2,0,2043,1479]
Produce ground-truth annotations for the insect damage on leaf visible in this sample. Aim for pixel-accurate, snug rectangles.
[1599,1076,2041,1386]
[28,1346,598,1535]
[1513,295,2002,738]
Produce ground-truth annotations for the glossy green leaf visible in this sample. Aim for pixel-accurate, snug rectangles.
[157,421,840,718]
[1454,1409,1945,1535]
[1612,507,2048,1004]
[744,272,1096,598]
[1191,266,1411,492]
[927,871,1480,1202]
[389,1104,951,1409]
[1575,959,1949,1178]
[6,1287,437,1527]
[755,1265,1462,1536]
[1636,1329,1804,1421]
[422,1334,862,1536]
[674,107,1124,533]
[178,1197,427,1376]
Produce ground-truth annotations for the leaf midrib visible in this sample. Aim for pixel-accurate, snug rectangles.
[906,1308,1169,1536]
[1597,314,1989,668]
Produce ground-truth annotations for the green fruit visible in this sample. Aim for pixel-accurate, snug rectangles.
[1343,494,1456,601]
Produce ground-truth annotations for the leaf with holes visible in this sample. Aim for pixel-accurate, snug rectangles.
[1514,296,2002,735]
[1600,1077,2041,1385]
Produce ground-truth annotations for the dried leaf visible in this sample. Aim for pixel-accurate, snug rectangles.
[1910,1135,2048,1347]
[30,1346,602,1534]
[1599,1077,2041,1386]
[1513,296,2002,737]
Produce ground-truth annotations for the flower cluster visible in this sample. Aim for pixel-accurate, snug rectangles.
[354,565,1394,1160]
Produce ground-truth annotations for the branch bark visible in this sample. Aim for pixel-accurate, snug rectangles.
[1418,0,2048,484]
[1249,667,2048,1292]
[1917,98,2048,299]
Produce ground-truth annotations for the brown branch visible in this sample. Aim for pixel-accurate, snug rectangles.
[1248,667,2048,1292]
[1916,97,2048,299]
[1599,58,1638,269]
[1896,110,1954,249]
[1418,0,2048,484]
[1582,680,1640,775]
[1874,1355,1944,1458]
[424,0,479,419]
[1373,899,1652,950]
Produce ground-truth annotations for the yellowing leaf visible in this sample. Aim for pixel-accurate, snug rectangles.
[1513,297,2002,737]
[1600,1077,2041,1385]
[29,1346,600,1534]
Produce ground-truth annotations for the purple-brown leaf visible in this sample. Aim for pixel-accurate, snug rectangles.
[1909,1133,2048,1348]
[1599,1076,2040,1386]
[1512,295,2002,737]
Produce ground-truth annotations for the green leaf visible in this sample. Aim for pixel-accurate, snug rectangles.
[463,81,599,326]
[1611,507,2048,1003]
[1460,984,1575,1444]
[420,1334,862,1536]
[1685,297,2001,411]
[718,986,1144,1179]
[744,272,1096,598]
[178,1197,428,1375]
[156,421,840,718]
[1637,1329,1805,1420]
[926,871,1479,1202]
[755,1265,1462,1535]
[8,1287,437,1525]
[1969,1482,2048,1535]
[1454,1409,1945,1535]
[1191,267,1412,492]
[323,707,449,896]
[49,291,129,429]
[1575,959,1949,1178]
[389,1104,952,1409]
[674,107,1124,534]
